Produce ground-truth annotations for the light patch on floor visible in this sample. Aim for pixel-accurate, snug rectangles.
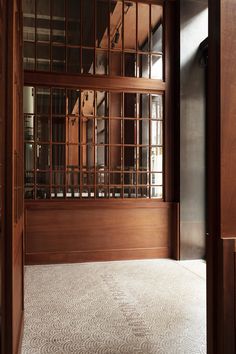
[21,259,206,354]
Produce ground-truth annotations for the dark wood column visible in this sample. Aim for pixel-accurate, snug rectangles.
[207,0,236,353]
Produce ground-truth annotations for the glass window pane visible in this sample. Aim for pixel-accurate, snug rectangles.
[37,116,50,141]
[52,144,65,170]
[139,120,149,145]
[67,145,80,168]
[25,171,34,185]
[96,146,108,169]
[53,171,65,185]
[52,0,65,44]
[36,187,50,199]
[138,3,149,52]
[139,147,149,171]
[151,120,163,146]
[96,91,108,117]
[81,118,94,144]
[151,147,162,172]
[151,5,163,53]
[67,0,81,45]
[66,186,80,198]
[52,45,66,72]
[97,186,109,198]
[124,119,136,145]
[36,0,50,42]
[81,90,94,117]
[36,44,50,71]
[67,47,81,73]
[124,93,136,118]
[81,186,95,198]
[36,88,50,114]
[124,53,137,77]
[110,0,123,50]
[52,117,65,142]
[124,1,136,50]
[25,187,35,199]
[36,172,50,185]
[110,92,122,118]
[36,144,50,169]
[96,0,109,48]
[151,55,163,80]
[25,143,34,170]
[110,51,122,76]
[82,0,95,47]
[110,172,122,184]
[24,42,35,70]
[110,119,122,145]
[137,187,149,198]
[96,51,108,75]
[151,173,163,185]
[110,147,122,170]
[137,172,149,185]
[82,170,94,185]
[151,94,163,119]
[124,146,136,170]
[110,186,122,198]
[95,119,108,145]
[51,187,65,198]
[67,90,80,115]
[82,49,94,74]
[151,186,162,199]
[23,0,35,41]
[124,187,136,198]
[24,86,35,114]
[124,171,136,185]
[24,115,34,140]
[82,145,94,169]
[52,89,66,115]
[138,54,150,78]
[139,94,149,119]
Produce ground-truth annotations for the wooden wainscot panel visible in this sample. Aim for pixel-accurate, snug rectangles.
[25,200,178,264]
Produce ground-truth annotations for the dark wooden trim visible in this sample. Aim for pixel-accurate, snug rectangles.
[24,71,166,93]
[26,247,170,265]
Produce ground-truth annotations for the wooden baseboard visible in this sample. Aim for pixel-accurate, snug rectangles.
[25,247,170,265]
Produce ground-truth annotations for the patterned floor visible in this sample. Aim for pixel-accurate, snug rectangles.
[21,259,206,354]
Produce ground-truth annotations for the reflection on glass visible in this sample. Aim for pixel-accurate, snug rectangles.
[36,0,50,42]
[110,51,122,76]
[151,147,162,172]
[96,119,108,144]
[96,0,109,48]
[37,117,50,141]
[139,120,149,145]
[67,0,81,45]
[138,3,149,52]
[151,94,163,119]
[52,144,65,170]
[53,171,65,185]
[110,147,122,170]
[52,117,65,142]
[52,45,66,72]
[124,146,136,170]
[67,47,81,73]
[96,146,108,168]
[96,51,108,75]
[139,147,149,171]
[52,0,65,44]
[124,53,136,77]
[81,118,93,144]
[24,115,34,140]
[36,187,50,199]
[82,0,95,47]
[151,55,163,80]
[139,94,149,118]
[36,88,50,114]
[36,172,50,185]
[139,54,149,78]
[82,49,94,74]
[151,5,163,53]
[67,145,80,167]
[36,44,50,71]
[124,1,136,50]
[124,120,135,145]
[151,120,162,145]
[124,93,136,118]
[36,144,50,170]
[96,91,108,117]
[68,90,80,115]
[25,143,34,170]
[52,89,66,115]
[110,0,123,50]
[23,0,35,41]
[81,91,94,116]
[151,186,162,199]
[110,93,122,118]
[24,42,35,70]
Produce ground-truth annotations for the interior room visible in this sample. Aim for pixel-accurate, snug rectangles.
[1,0,236,353]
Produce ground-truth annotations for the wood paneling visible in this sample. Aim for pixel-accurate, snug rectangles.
[25,201,178,264]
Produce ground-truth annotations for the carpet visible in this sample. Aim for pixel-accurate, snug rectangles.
[21,259,206,354]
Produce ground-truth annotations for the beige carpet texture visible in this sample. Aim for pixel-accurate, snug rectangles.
[21,259,206,354]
